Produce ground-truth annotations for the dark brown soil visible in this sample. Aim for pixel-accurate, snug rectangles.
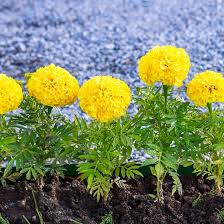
[0,175,223,224]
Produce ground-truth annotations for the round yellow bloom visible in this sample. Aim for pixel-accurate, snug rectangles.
[26,64,79,107]
[138,45,191,87]
[187,71,224,107]
[78,76,131,122]
[0,74,23,114]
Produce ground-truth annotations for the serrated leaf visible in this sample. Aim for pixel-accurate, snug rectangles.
[214,144,224,151]
[79,154,97,160]
[162,155,178,170]
[147,143,161,151]
[121,167,125,178]
[155,163,164,179]
[126,170,131,179]
[26,169,31,180]
[120,135,127,146]
[182,161,194,167]
[0,136,17,145]
[6,172,21,182]
[3,159,14,177]
[115,167,120,177]
[150,167,156,176]
[142,158,158,166]
[128,165,141,170]
[34,166,45,176]
[31,168,37,180]
[87,174,94,190]
[124,162,136,167]
[94,171,104,179]
[132,170,144,177]
[145,150,159,157]
[98,164,111,175]
[129,134,141,141]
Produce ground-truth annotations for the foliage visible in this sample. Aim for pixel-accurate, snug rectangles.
[1,54,224,205]
[76,116,143,202]
[216,208,224,223]
[191,195,202,208]
[189,109,224,194]
[133,86,202,202]
[0,96,79,185]
[100,212,113,224]
[0,214,10,224]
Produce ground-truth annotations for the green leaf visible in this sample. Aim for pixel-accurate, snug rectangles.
[87,174,94,190]
[79,154,97,160]
[150,166,156,176]
[155,163,164,179]
[26,169,31,180]
[147,143,161,151]
[120,135,127,146]
[162,154,178,170]
[132,170,144,177]
[97,164,110,175]
[115,167,120,177]
[129,134,141,141]
[214,144,224,151]
[3,159,14,177]
[0,136,17,145]
[34,166,45,176]
[145,150,159,157]
[142,158,158,166]
[124,162,136,167]
[31,168,37,180]
[121,167,125,178]
[182,161,194,167]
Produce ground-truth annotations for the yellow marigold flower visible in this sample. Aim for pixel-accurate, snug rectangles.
[0,74,23,114]
[138,45,191,87]
[186,71,224,107]
[78,76,131,122]
[26,64,79,107]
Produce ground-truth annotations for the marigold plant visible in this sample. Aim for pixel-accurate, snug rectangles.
[138,45,191,87]
[0,74,23,114]
[26,64,79,107]
[1,45,224,205]
[78,76,131,122]
[186,71,224,194]
[187,70,224,107]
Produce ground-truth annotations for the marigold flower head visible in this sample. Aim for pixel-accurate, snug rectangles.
[26,64,79,107]
[138,45,191,87]
[186,71,224,107]
[0,74,23,114]
[78,76,131,122]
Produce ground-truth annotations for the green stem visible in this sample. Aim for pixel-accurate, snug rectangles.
[207,103,213,117]
[162,85,169,113]
[157,178,164,203]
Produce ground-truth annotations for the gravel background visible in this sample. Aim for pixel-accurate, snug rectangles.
[0,0,224,159]
[1,0,224,90]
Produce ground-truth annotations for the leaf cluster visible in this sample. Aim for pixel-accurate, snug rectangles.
[76,117,143,201]
[0,96,79,184]
[132,86,222,201]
